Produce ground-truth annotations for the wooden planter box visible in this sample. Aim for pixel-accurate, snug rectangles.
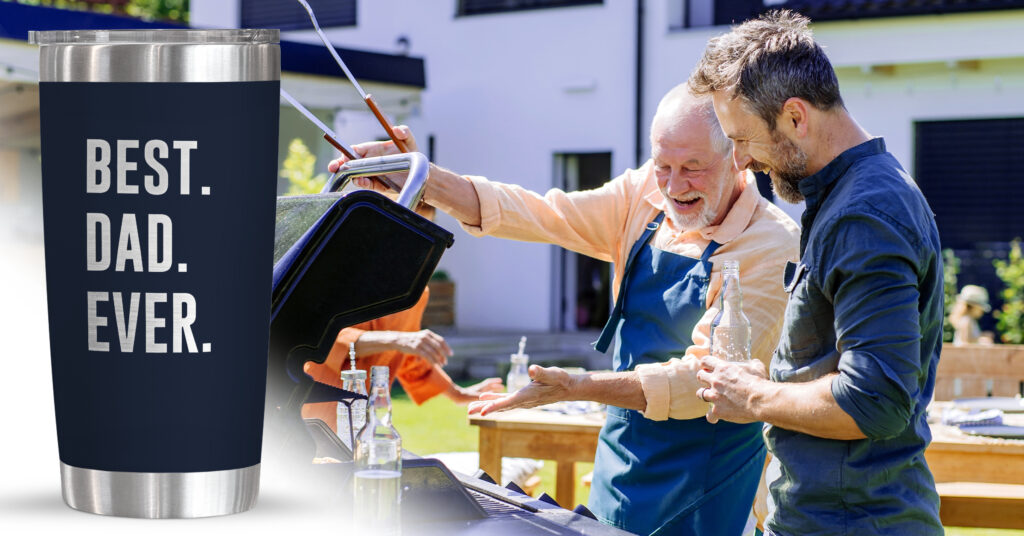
[423,280,455,327]
[935,343,1024,400]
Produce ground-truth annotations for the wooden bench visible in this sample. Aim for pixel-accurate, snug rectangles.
[937,482,1024,529]
[928,376,1024,530]
[934,344,1024,400]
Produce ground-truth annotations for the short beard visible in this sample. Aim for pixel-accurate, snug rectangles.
[764,130,808,204]
[667,193,715,230]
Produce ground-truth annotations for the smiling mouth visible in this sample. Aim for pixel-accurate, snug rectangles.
[673,196,702,209]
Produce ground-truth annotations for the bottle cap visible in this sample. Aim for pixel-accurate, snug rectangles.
[370,365,390,386]
[341,369,366,381]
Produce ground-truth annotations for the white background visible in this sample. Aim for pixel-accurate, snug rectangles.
[0,209,351,534]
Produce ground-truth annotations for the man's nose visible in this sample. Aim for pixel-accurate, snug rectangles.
[732,147,753,171]
[665,171,690,196]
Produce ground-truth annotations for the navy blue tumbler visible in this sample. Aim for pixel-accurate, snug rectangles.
[31,29,280,518]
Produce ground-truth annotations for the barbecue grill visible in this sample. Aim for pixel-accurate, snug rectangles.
[265,154,628,535]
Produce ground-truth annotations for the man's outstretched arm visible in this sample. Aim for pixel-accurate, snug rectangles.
[468,365,647,416]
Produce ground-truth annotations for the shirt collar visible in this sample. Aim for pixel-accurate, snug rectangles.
[799,137,886,213]
[642,169,758,245]
[797,137,886,255]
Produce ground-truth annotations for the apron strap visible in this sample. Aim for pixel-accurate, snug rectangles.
[593,212,665,353]
[700,239,722,263]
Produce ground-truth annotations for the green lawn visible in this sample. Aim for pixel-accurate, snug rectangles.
[391,382,593,505]
[391,384,1022,533]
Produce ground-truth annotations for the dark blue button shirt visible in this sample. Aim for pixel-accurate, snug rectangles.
[766,138,944,535]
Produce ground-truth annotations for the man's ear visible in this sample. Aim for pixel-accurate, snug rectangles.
[778,97,810,139]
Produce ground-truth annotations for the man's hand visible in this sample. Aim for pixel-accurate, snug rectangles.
[327,125,419,192]
[390,329,452,367]
[695,355,770,424]
[445,378,504,405]
[468,365,577,416]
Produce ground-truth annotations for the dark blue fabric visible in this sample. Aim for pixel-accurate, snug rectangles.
[594,213,666,353]
[40,82,278,472]
[590,214,763,535]
[767,138,943,535]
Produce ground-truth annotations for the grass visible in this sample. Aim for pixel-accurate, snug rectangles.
[391,383,1022,532]
[391,382,593,506]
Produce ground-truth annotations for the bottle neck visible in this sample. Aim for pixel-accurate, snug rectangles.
[720,271,743,312]
[368,382,393,425]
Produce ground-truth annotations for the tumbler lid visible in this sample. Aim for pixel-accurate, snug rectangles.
[29,29,279,46]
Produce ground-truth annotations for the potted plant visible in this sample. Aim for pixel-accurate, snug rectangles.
[424,270,455,327]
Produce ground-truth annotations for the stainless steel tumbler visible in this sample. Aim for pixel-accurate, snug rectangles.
[31,29,280,518]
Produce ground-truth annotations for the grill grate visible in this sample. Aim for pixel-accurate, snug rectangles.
[468,489,528,518]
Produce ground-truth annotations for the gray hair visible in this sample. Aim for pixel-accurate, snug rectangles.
[654,83,733,156]
[688,10,844,130]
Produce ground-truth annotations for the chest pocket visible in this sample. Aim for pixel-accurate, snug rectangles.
[777,261,829,365]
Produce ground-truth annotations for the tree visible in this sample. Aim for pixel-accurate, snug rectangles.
[280,138,328,196]
[994,239,1024,344]
[7,0,189,24]
[942,248,960,343]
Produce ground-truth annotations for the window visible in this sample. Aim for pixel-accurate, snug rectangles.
[677,0,1024,29]
[241,0,356,30]
[916,117,1024,248]
[553,152,612,331]
[916,116,1024,333]
[458,0,601,17]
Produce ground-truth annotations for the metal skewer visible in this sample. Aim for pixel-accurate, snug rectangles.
[295,0,411,153]
[280,88,401,193]
[279,88,356,159]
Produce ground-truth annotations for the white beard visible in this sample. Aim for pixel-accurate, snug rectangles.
[666,195,715,230]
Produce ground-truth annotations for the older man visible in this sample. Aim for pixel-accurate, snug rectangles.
[690,11,944,535]
[331,85,798,535]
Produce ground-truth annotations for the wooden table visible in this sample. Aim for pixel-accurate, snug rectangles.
[925,404,1024,529]
[471,403,1024,527]
[469,407,604,509]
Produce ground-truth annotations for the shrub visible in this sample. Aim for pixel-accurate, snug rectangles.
[942,248,960,344]
[993,239,1024,344]
[280,138,327,196]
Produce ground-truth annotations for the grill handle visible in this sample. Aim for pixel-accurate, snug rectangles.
[322,152,429,210]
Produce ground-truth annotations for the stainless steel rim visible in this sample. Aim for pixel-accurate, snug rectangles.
[61,462,260,518]
[33,29,280,83]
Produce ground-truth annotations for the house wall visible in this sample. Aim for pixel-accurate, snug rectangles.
[646,8,1024,179]
[189,1,1024,332]
[237,0,641,332]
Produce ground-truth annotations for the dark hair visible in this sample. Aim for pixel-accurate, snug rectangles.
[689,10,844,130]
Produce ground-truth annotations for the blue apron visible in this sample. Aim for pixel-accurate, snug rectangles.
[590,213,765,536]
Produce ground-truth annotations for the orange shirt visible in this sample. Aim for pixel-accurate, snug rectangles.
[300,288,452,432]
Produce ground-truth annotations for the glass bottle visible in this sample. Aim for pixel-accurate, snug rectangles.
[710,260,752,362]
[506,336,530,392]
[354,366,402,534]
[337,368,367,451]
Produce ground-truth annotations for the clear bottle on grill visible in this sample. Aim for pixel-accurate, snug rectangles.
[337,367,367,451]
[354,366,403,534]
[710,260,752,362]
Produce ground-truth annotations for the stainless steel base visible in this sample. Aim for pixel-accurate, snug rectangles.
[60,462,260,518]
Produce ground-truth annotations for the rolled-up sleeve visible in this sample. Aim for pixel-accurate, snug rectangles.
[822,212,923,440]
[459,173,638,263]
